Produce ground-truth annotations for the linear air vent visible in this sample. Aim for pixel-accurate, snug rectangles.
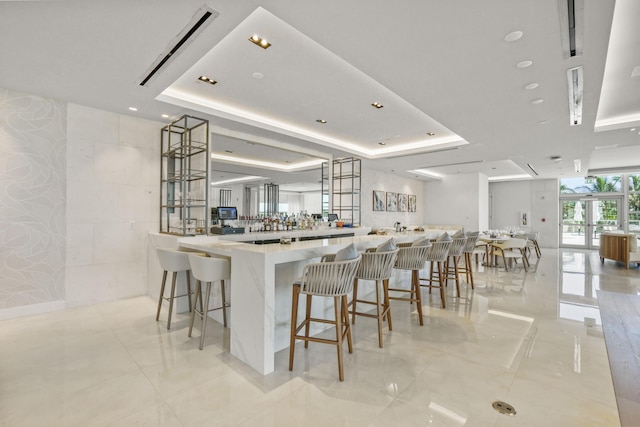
[139,5,219,86]
[421,159,483,169]
[558,0,583,58]
[526,163,539,176]
[382,146,460,160]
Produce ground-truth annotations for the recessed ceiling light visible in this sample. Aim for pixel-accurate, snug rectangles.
[161,114,169,118]
[504,31,523,42]
[252,72,264,79]
[371,102,384,109]
[517,60,533,68]
[198,75,217,85]
[378,142,386,146]
[128,107,138,112]
[249,34,271,49]
[316,119,327,124]
[631,128,636,132]
[426,132,436,136]
[524,83,539,90]
[531,98,544,104]
[224,150,233,153]
[539,120,548,125]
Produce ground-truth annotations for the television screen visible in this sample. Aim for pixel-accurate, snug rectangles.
[217,206,237,220]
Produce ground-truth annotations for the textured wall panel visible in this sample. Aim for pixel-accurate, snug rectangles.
[0,88,67,309]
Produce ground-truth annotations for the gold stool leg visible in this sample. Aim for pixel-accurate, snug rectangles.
[220,279,228,327]
[199,282,212,350]
[188,280,202,338]
[166,272,178,330]
[156,270,168,322]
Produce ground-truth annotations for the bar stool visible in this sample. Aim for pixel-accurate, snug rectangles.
[289,253,361,381]
[419,240,452,309]
[388,239,431,326]
[443,237,467,298]
[155,248,197,330]
[458,232,480,289]
[187,253,231,350]
[349,248,399,348]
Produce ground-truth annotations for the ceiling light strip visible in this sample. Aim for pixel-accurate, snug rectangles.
[159,89,467,158]
[211,153,324,171]
[567,66,583,126]
[526,163,539,176]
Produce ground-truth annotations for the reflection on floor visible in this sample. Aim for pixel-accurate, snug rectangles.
[1,249,637,426]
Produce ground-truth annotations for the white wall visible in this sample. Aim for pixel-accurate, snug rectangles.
[490,179,559,248]
[361,168,425,229]
[423,173,489,231]
[0,88,67,317]
[65,104,161,307]
[0,90,162,318]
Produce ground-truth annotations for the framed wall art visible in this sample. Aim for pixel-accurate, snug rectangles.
[397,193,407,212]
[408,194,417,212]
[386,192,397,212]
[373,190,385,211]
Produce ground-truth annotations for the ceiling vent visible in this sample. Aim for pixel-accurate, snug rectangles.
[567,66,583,126]
[138,5,219,86]
[558,0,583,58]
[421,159,483,168]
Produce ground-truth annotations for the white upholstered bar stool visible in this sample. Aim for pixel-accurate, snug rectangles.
[419,239,452,309]
[350,246,399,348]
[155,248,197,330]
[187,253,231,350]
[388,238,431,326]
[289,250,361,381]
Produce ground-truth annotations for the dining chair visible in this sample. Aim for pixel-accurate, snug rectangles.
[490,238,529,272]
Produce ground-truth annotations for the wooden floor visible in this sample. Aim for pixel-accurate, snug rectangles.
[597,290,640,427]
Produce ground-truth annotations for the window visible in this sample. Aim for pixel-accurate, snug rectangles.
[560,175,622,194]
[629,174,640,236]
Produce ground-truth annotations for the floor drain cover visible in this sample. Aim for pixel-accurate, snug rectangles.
[492,401,517,416]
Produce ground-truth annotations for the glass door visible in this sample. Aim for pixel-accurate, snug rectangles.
[561,197,622,249]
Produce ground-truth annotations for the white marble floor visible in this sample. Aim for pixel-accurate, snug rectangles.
[1,249,635,426]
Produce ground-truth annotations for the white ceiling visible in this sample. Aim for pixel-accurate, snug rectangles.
[1,0,639,187]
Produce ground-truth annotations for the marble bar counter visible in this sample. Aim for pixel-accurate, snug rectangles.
[212,225,368,243]
[176,229,445,375]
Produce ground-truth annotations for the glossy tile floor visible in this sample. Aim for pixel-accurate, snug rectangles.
[2,249,637,426]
